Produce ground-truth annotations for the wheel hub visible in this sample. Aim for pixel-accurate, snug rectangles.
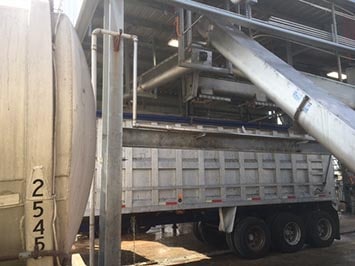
[246,226,266,251]
[283,222,301,246]
[317,218,332,241]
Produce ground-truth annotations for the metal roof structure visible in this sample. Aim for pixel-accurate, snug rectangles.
[78,1,355,68]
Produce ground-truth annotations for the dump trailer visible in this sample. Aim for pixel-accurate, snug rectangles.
[84,118,340,259]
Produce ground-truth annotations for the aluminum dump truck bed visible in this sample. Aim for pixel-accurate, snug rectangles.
[87,120,334,215]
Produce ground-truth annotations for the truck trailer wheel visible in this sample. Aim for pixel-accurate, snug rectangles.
[233,217,271,259]
[226,232,239,255]
[197,222,228,249]
[192,222,204,242]
[124,223,151,234]
[306,210,335,248]
[271,213,305,253]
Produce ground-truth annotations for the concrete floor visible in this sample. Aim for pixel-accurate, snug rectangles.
[74,214,355,266]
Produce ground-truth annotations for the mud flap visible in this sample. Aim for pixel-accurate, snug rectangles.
[218,207,237,233]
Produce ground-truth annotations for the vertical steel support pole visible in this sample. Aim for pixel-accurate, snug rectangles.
[99,0,124,265]
[178,8,185,63]
[225,0,230,11]
[186,10,192,47]
[90,32,98,266]
[152,38,157,67]
[98,2,109,265]
[225,1,233,72]
[346,67,355,85]
[331,3,343,82]
[106,0,124,264]
[286,42,293,65]
[245,2,252,36]
[236,4,241,31]
[152,38,158,98]
[245,3,252,19]
[132,37,138,126]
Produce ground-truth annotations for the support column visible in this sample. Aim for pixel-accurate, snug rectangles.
[99,0,124,265]
[286,42,293,65]
[331,3,343,82]
[346,67,355,85]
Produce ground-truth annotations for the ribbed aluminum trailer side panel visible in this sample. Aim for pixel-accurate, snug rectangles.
[88,124,334,215]
[120,149,333,213]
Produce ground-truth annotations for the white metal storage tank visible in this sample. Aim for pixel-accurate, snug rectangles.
[0,1,96,265]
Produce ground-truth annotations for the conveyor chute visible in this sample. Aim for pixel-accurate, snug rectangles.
[197,17,355,172]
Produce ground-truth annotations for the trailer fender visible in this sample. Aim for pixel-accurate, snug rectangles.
[218,207,237,233]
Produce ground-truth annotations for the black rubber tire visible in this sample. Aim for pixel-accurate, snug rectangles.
[198,222,228,249]
[265,213,279,250]
[271,213,305,253]
[233,217,271,259]
[226,232,240,255]
[126,224,151,234]
[266,213,278,228]
[137,224,151,233]
[306,210,336,248]
[192,222,204,242]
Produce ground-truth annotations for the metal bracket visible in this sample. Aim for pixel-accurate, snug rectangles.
[113,29,123,52]
[294,95,310,121]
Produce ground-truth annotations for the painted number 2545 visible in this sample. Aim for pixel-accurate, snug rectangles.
[32,179,45,250]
